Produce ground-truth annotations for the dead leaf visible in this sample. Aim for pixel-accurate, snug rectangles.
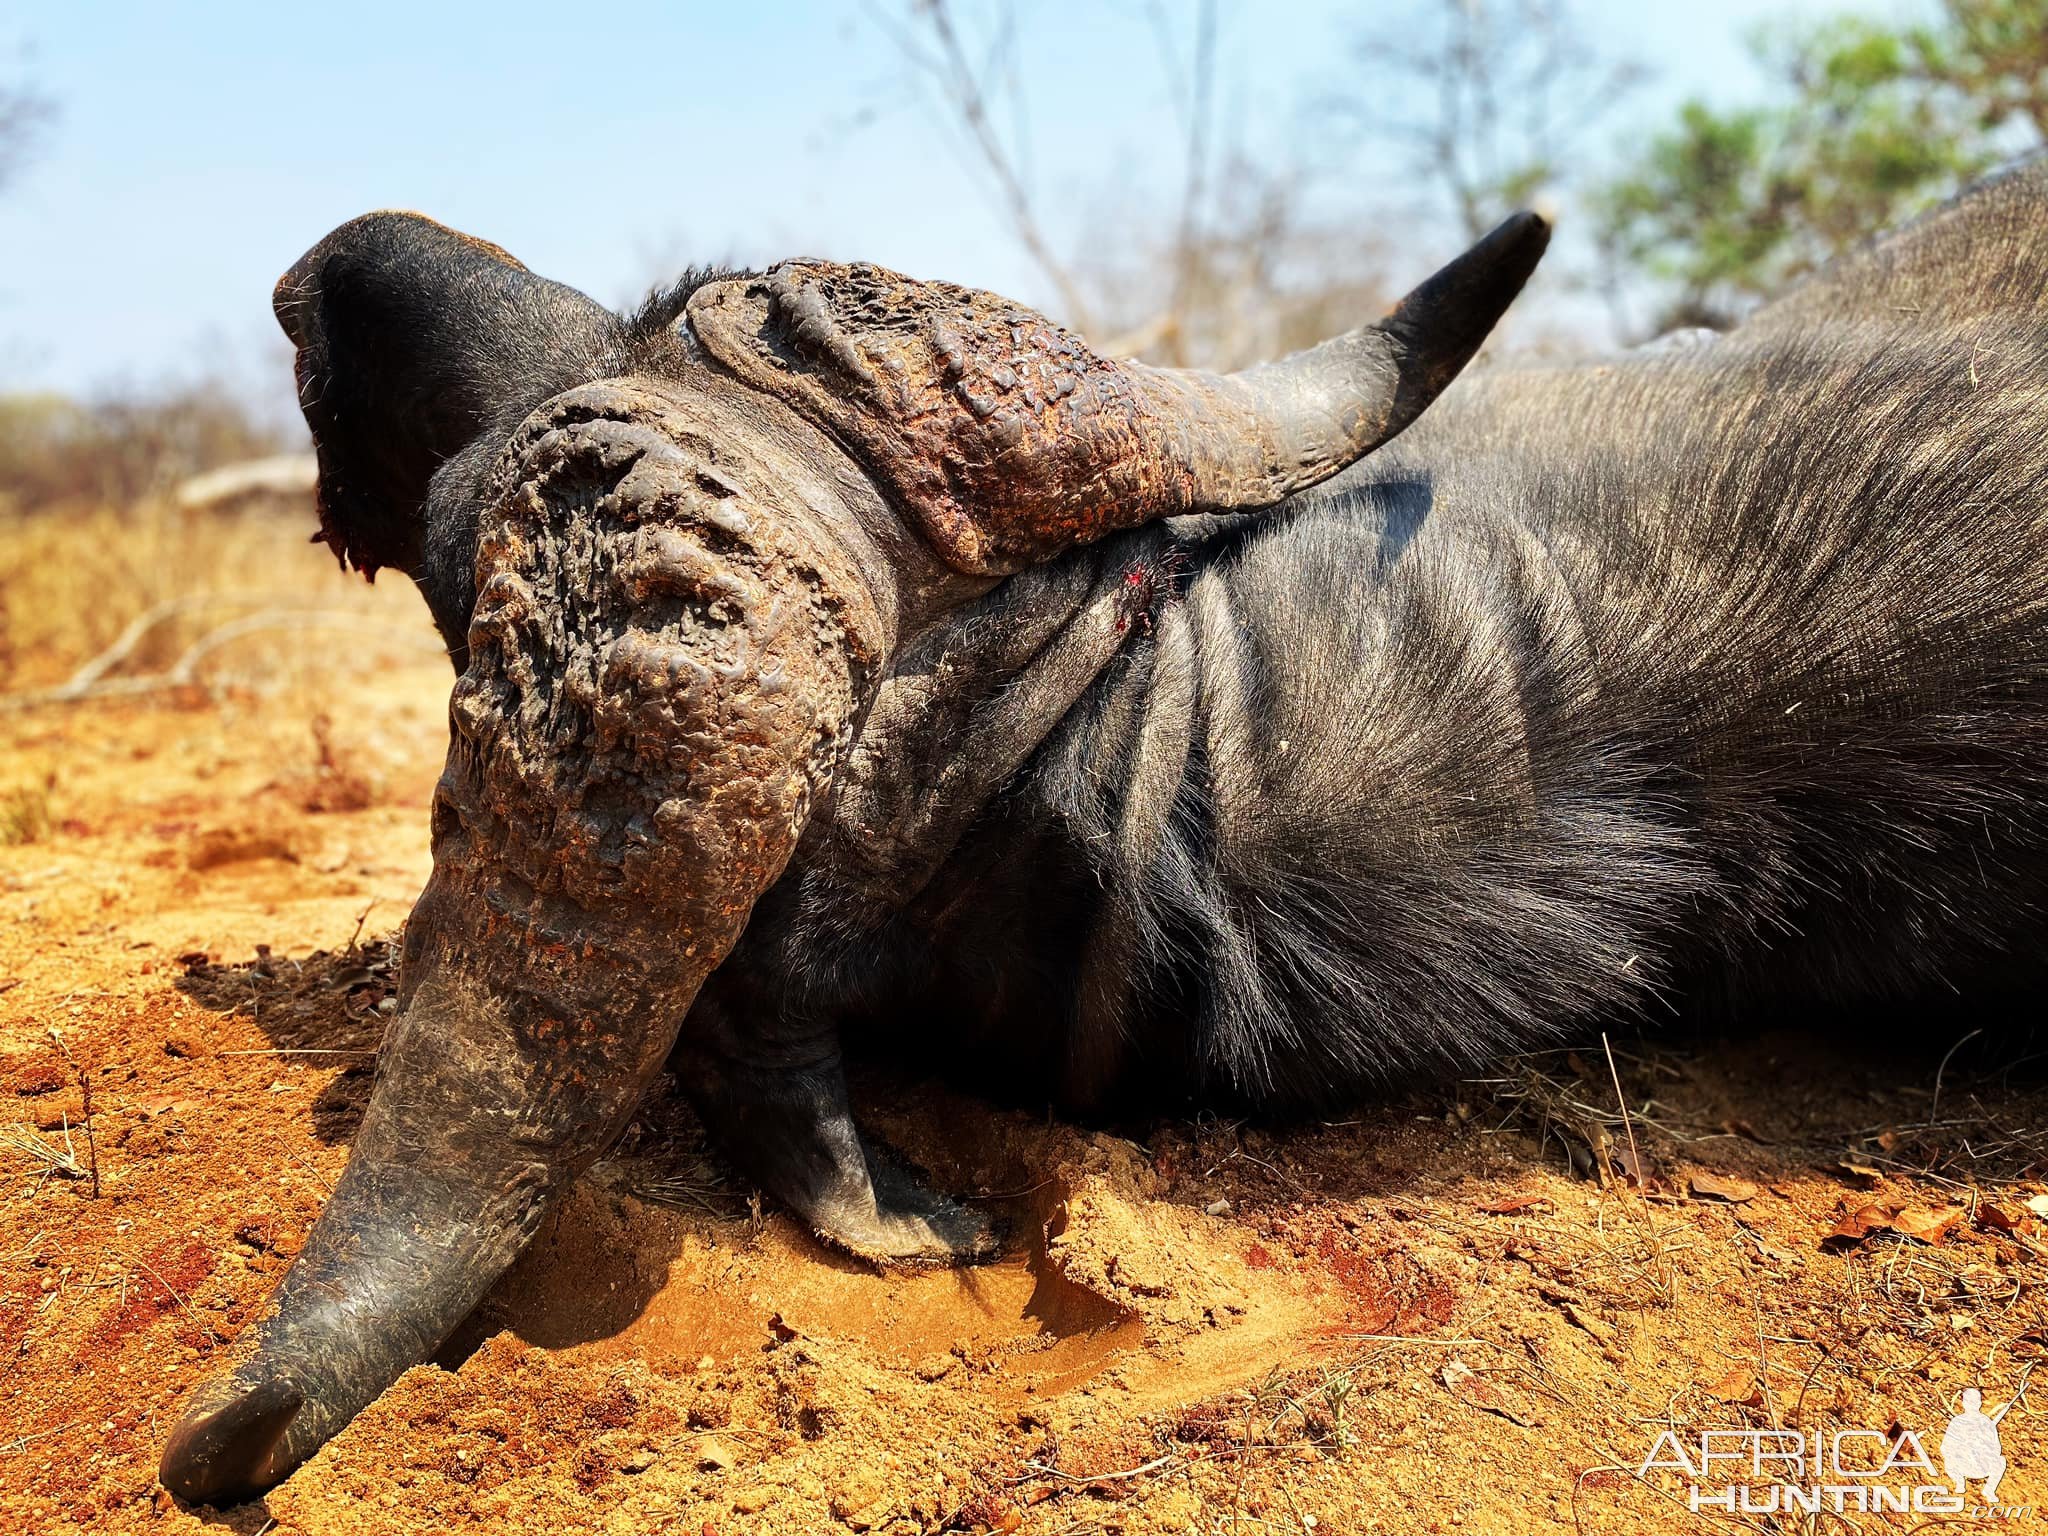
[1888,1206,1962,1245]
[1875,1129,1902,1153]
[2026,1194,2048,1220]
[1747,1234,1800,1266]
[1821,1204,1895,1249]
[1837,1161,1886,1188]
[1478,1195,1554,1216]
[1702,1365,1802,1409]
[1689,1173,1760,1204]
[1703,1365,1762,1406]
[1440,1359,1541,1427]
[1821,1202,1961,1249]
[1974,1202,2024,1233]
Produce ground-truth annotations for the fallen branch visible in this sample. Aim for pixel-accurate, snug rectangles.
[1,610,444,712]
[160,610,441,684]
[29,591,283,698]
[1012,1451,1181,1488]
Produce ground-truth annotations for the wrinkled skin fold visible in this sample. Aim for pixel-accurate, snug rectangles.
[159,209,1551,1504]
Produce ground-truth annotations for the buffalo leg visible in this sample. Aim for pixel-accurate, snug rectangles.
[677,971,994,1263]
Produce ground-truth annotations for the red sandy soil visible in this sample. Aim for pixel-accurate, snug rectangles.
[4,659,2048,1535]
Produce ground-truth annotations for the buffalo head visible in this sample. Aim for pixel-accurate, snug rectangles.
[158,207,1548,1503]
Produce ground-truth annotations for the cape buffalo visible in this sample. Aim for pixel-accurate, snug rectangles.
[162,157,2048,1503]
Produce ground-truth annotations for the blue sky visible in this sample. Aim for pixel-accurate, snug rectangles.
[1,0,1881,404]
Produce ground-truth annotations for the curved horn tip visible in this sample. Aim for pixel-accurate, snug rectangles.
[1387,210,1552,350]
[1475,207,1553,287]
[159,1374,305,1507]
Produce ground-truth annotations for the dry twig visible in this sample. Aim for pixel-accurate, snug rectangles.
[45,1027,99,1199]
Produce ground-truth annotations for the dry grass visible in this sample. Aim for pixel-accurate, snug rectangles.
[1,495,447,842]
[0,1122,92,1189]
[0,778,50,845]
[0,495,440,698]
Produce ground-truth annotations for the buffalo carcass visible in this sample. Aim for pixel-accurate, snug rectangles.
[163,158,2048,1503]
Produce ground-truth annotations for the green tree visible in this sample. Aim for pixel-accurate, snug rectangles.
[1931,0,2048,140]
[1597,0,2047,332]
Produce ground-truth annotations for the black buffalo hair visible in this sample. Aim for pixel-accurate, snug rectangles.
[626,265,758,340]
[710,158,2048,1116]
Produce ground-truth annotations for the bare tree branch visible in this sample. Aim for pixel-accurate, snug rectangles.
[1162,0,1218,365]
[1331,0,1641,241]
[893,0,1098,333]
[872,2,1391,370]
[0,56,54,195]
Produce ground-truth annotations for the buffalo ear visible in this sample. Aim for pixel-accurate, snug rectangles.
[274,211,620,581]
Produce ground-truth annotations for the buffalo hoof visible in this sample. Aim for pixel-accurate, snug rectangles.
[812,1150,1000,1266]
